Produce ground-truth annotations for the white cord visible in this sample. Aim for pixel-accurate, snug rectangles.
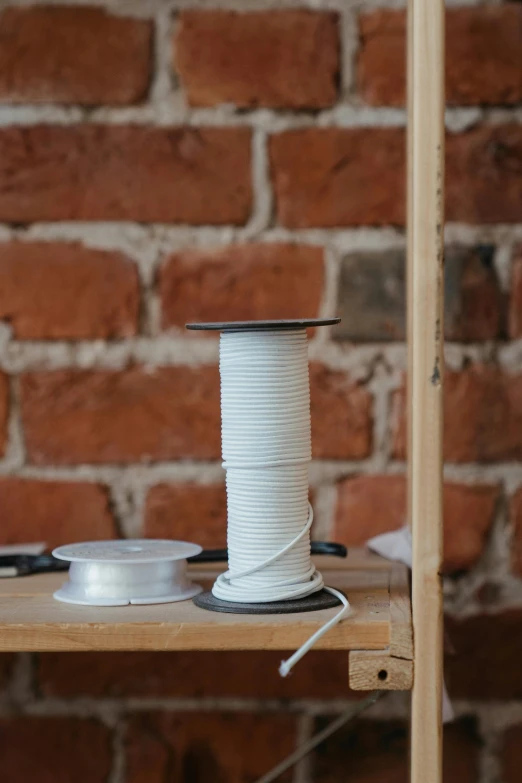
[212,328,351,676]
[254,690,384,783]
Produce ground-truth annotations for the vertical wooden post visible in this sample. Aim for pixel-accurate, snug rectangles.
[406,0,413,529]
[409,0,445,781]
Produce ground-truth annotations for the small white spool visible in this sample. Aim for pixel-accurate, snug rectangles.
[53,540,203,606]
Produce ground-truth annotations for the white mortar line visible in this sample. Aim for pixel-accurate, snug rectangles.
[241,127,273,237]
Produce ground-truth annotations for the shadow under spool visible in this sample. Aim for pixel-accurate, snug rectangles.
[186,318,345,615]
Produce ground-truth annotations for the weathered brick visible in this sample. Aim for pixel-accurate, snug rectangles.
[310,364,373,460]
[335,250,406,341]
[509,248,522,339]
[126,712,297,783]
[444,245,502,341]
[0,716,111,783]
[393,366,522,463]
[0,242,139,339]
[0,371,8,458]
[0,125,251,224]
[358,6,522,107]
[270,128,405,228]
[20,366,220,465]
[0,7,152,105]
[312,716,479,783]
[161,244,324,330]
[270,125,522,227]
[446,610,522,699]
[175,10,339,109]
[38,650,356,700]
[334,475,498,572]
[510,488,522,577]
[502,724,522,783]
[333,245,500,342]
[145,483,227,547]
[0,479,116,548]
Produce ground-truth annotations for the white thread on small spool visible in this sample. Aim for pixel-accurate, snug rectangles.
[211,326,351,676]
[53,540,203,606]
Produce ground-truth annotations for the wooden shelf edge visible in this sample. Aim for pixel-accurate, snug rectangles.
[0,549,411,655]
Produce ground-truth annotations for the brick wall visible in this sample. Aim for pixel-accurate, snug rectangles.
[0,1,521,781]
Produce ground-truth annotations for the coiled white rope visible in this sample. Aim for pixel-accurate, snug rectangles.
[212,328,350,676]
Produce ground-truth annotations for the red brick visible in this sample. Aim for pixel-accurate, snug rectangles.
[334,475,498,573]
[510,488,522,577]
[20,366,220,465]
[357,10,405,108]
[0,7,152,105]
[145,483,227,547]
[509,249,522,339]
[393,366,522,463]
[0,242,139,339]
[0,125,251,224]
[175,10,339,109]
[0,654,15,691]
[161,243,325,330]
[310,364,373,460]
[20,365,371,465]
[358,6,522,107]
[38,650,356,700]
[270,125,522,227]
[446,125,522,225]
[0,371,8,458]
[446,609,522,699]
[270,128,405,228]
[0,716,111,783]
[502,724,522,783]
[441,482,498,572]
[312,716,479,783]
[126,712,297,783]
[0,479,116,548]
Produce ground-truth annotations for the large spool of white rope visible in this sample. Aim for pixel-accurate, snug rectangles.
[214,328,322,603]
[187,319,350,675]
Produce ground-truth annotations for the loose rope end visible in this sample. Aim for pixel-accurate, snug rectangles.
[279,660,291,678]
[278,587,351,678]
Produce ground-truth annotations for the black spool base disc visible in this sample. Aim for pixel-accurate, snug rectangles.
[193,588,343,615]
[186,318,340,332]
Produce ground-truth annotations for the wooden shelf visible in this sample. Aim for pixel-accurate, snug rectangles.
[0,549,412,687]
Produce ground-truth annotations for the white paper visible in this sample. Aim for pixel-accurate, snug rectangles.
[0,542,46,556]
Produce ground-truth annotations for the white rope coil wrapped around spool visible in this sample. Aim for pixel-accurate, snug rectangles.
[53,540,203,606]
[187,319,351,676]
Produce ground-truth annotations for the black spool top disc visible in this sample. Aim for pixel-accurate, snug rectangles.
[186,318,340,332]
[193,588,343,615]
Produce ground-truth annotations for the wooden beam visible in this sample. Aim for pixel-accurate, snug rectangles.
[389,563,413,660]
[350,649,413,691]
[350,564,413,690]
[406,0,414,533]
[409,0,445,780]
